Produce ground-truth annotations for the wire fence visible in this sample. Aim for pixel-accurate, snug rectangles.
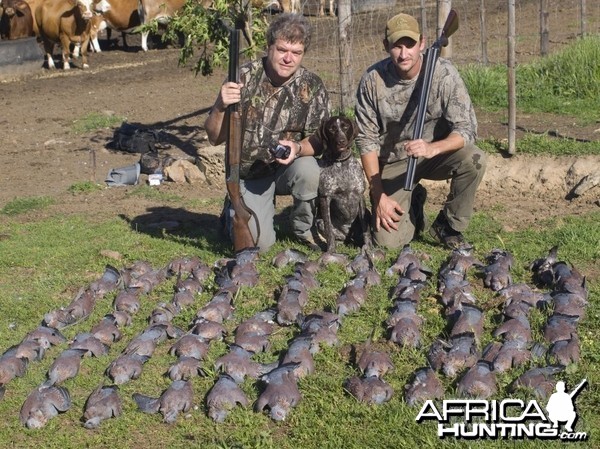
[294,0,600,109]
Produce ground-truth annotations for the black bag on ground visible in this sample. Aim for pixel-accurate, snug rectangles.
[112,123,159,154]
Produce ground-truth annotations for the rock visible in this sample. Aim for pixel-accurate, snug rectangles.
[164,160,206,184]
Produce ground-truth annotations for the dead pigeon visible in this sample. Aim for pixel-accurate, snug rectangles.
[272,248,308,268]
[172,290,196,309]
[493,315,532,342]
[530,245,559,286]
[43,348,87,386]
[456,361,497,398]
[169,334,209,360]
[550,292,588,319]
[276,290,305,326]
[69,333,109,357]
[106,311,132,327]
[205,374,250,422]
[282,336,316,378]
[344,376,394,405]
[0,348,28,386]
[214,345,274,383]
[543,313,579,344]
[548,333,580,366]
[234,332,272,354]
[480,249,513,291]
[318,252,349,266]
[404,367,445,406]
[167,256,204,277]
[255,364,302,421]
[509,365,564,400]
[388,317,422,348]
[89,265,122,297]
[114,289,141,315]
[14,339,48,362]
[442,333,479,378]
[20,385,71,428]
[195,292,234,323]
[24,326,67,347]
[235,309,276,337]
[189,318,226,343]
[43,308,74,329]
[90,317,122,346]
[450,304,484,340]
[386,245,423,277]
[487,337,531,372]
[83,385,122,429]
[357,349,394,379]
[427,338,449,372]
[106,353,150,384]
[175,274,203,295]
[133,380,194,423]
[167,357,204,381]
[336,282,368,317]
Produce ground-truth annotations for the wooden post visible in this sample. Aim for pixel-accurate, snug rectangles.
[437,0,452,58]
[507,0,516,155]
[540,0,549,56]
[337,0,353,111]
[480,0,488,64]
[420,0,427,41]
[580,0,587,37]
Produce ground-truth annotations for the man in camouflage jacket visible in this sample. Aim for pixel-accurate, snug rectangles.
[205,13,330,252]
[355,13,487,249]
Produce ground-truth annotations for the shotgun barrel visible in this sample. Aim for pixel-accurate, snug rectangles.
[403,10,459,191]
[225,26,258,252]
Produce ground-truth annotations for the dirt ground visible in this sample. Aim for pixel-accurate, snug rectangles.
[0,34,598,234]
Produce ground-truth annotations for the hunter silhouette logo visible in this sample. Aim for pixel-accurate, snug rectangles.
[546,379,587,433]
[416,379,588,441]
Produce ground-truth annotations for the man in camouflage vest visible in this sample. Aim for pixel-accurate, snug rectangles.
[205,13,330,252]
[355,13,487,249]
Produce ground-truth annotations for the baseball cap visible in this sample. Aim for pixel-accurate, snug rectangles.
[386,13,421,44]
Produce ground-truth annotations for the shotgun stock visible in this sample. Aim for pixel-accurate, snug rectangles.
[403,10,459,191]
[226,26,258,252]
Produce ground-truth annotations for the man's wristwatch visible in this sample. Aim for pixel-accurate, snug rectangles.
[295,142,302,159]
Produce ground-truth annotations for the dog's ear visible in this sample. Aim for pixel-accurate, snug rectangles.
[318,115,331,149]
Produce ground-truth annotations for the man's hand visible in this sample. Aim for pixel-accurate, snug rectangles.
[218,82,243,110]
[403,138,438,159]
[373,192,404,232]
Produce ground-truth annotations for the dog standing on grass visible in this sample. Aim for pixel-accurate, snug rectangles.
[317,116,372,253]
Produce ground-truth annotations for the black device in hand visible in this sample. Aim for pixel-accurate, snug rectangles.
[269,144,291,160]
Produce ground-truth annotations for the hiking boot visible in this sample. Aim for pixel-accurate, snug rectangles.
[429,212,468,249]
[296,230,323,252]
[411,183,428,238]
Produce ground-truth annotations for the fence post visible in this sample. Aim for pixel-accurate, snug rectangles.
[337,0,353,111]
[437,0,452,58]
[480,0,488,64]
[420,0,427,41]
[540,0,549,56]
[507,0,516,155]
[580,0,587,37]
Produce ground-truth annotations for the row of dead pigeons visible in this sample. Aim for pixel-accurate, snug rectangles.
[0,242,589,427]
[399,244,588,405]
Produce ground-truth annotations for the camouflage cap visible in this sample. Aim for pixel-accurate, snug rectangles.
[386,13,420,44]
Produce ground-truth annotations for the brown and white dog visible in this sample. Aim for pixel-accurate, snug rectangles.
[317,115,371,253]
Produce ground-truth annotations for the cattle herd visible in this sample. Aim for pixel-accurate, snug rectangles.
[0,0,338,70]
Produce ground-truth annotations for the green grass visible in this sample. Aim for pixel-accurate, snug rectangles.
[1,196,55,215]
[0,209,597,448]
[68,181,104,194]
[478,133,600,156]
[461,35,600,124]
[71,112,125,134]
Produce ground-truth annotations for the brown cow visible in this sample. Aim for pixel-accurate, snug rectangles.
[137,0,185,51]
[22,0,44,35]
[93,0,139,49]
[0,0,35,39]
[36,0,109,69]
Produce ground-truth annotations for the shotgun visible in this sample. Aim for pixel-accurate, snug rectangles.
[225,25,258,252]
[403,10,459,191]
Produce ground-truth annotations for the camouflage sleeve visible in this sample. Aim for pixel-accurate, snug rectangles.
[437,59,478,145]
[303,75,331,156]
[355,71,381,156]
